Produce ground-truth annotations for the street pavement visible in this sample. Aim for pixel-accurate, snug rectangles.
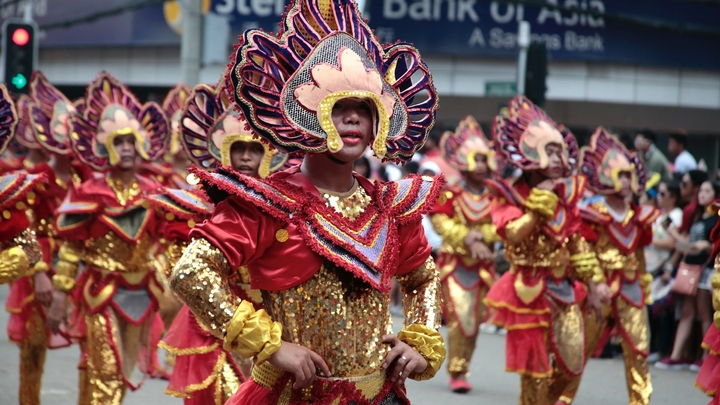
[0,284,708,404]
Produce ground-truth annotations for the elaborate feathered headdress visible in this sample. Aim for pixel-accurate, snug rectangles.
[14,95,40,150]
[163,83,191,157]
[28,71,76,155]
[0,85,19,155]
[228,0,438,163]
[440,116,496,172]
[580,127,645,195]
[69,72,169,171]
[492,96,578,175]
[181,81,286,178]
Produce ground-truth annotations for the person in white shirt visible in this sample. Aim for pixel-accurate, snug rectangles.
[668,131,697,175]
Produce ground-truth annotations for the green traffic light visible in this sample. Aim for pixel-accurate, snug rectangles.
[11,73,27,89]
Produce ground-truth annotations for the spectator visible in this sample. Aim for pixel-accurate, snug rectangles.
[635,129,672,180]
[419,161,441,178]
[353,156,371,178]
[656,180,720,371]
[668,131,697,175]
[680,170,709,234]
[645,180,683,363]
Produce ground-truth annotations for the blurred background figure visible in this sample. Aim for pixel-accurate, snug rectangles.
[668,130,697,176]
[635,129,672,181]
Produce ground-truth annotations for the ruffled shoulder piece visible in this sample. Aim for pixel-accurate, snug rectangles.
[148,188,211,221]
[635,204,660,227]
[578,198,612,225]
[0,172,46,210]
[485,178,525,207]
[191,166,437,291]
[378,174,445,224]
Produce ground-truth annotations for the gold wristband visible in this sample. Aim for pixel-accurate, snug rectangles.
[525,188,558,218]
[28,261,49,276]
[52,274,76,292]
[397,324,446,381]
[591,270,607,285]
[570,252,601,282]
[55,260,79,277]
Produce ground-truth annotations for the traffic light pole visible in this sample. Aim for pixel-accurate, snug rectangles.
[180,0,202,86]
[516,21,530,97]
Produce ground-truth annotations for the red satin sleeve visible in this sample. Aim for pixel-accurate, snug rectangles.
[189,195,278,270]
[164,221,193,242]
[396,218,432,276]
[490,199,524,241]
[579,221,599,243]
[429,191,454,216]
[0,208,30,241]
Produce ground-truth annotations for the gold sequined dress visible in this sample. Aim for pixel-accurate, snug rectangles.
[430,185,499,378]
[170,167,447,405]
[483,176,602,405]
[559,198,658,405]
[52,174,166,405]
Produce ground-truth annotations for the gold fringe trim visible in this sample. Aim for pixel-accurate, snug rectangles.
[158,340,221,356]
[483,297,551,315]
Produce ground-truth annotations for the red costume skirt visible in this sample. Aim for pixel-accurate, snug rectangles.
[697,325,720,404]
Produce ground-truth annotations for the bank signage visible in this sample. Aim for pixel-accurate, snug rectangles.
[366,0,720,70]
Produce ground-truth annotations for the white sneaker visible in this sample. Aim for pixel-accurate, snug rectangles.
[647,353,661,363]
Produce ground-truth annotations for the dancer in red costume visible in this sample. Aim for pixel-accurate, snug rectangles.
[6,72,98,405]
[557,128,658,405]
[696,200,720,405]
[0,84,46,287]
[483,96,607,405]
[157,78,287,404]
[430,116,498,394]
[169,0,446,403]
[45,72,169,405]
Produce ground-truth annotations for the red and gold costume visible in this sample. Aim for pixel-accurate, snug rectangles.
[157,79,287,404]
[6,74,93,405]
[169,0,446,403]
[51,73,169,405]
[558,128,657,405]
[696,205,720,405]
[483,96,602,405]
[430,116,499,383]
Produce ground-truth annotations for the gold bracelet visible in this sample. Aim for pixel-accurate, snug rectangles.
[52,274,76,292]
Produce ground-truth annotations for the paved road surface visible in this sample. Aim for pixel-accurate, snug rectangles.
[0,285,708,404]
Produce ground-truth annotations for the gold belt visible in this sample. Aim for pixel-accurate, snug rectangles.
[251,362,387,403]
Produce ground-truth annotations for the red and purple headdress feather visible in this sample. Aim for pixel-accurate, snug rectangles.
[28,71,75,155]
[580,127,646,195]
[492,96,578,176]
[14,95,39,150]
[69,72,169,171]
[228,0,438,163]
[0,85,18,155]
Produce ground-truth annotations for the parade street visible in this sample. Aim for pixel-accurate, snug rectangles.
[0,285,707,405]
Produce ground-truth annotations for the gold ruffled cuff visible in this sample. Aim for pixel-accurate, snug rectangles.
[223,300,283,365]
[28,261,49,276]
[478,222,499,245]
[711,273,720,312]
[0,247,29,284]
[397,324,446,381]
[52,274,76,292]
[640,273,654,305]
[570,252,602,283]
[525,188,558,218]
[430,214,469,253]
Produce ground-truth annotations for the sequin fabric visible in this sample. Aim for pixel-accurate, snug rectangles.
[2,228,42,267]
[398,257,442,330]
[170,238,239,338]
[262,262,393,377]
[165,239,189,277]
[318,180,372,221]
[106,176,141,207]
[85,233,155,273]
[30,216,56,240]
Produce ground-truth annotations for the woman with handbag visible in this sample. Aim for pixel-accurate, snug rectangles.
[656,180,720,371]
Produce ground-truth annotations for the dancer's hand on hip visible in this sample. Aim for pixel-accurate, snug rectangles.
[267,342,331,389]
[382,334,428,386]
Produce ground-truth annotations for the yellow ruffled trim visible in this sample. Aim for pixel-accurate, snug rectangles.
[223,300,282,365]
[570,252,601,283]
[158,340,221,356]
[397,324,446,381]
[525,188,558,218]
[483,297,551,315]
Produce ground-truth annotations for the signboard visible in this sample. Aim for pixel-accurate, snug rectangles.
[485,81,516,97]
[366,0,720,71]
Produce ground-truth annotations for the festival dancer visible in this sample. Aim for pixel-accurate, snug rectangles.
[0,84,45,287]
[157,79,287,404]
[169,0,446,403]
[430,116,499,393]
[45,72,169,405]
[557,128,658,405]
[7,71,99,405]
[12,94,48,169]
[483,96,607,405]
